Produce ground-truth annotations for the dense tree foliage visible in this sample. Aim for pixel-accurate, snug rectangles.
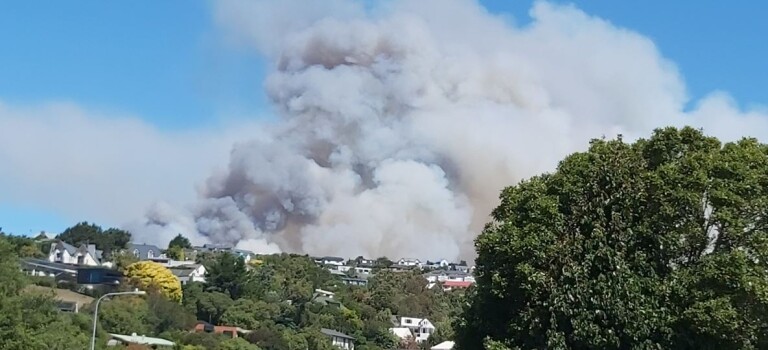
[0,231,46,258]
[0,228,463,349]
[57,222,131,257]
[124,261,183,302]
[456,127,768,349]
[0,237,95,349]
[169,233,193,250]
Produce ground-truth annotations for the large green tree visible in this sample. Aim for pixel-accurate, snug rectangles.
[0,238,94,349]
[57,222,131,256]
[455,127,768,349]
[169,233,193,250]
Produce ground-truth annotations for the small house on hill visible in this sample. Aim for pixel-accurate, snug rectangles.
[321,328,355,350]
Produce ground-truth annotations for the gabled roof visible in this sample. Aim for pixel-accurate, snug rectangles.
[127,243,163,259]
[53,241,103,260]
[321,328,354,340]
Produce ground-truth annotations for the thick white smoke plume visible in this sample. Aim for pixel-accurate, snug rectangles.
[131,0,768,260]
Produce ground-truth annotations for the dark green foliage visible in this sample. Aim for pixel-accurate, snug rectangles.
[205,252,256,300]
[57,221,131,256]
[169,233,193,250]
[455,127,768,349]
[0,237,93,349]
[0,228,463,350]
[0,232,45,258]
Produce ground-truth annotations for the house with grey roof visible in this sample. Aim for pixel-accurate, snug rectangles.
[321,328,355,350]
[169,264,207,285]
[47,240,102,266]
[127,243,164,260]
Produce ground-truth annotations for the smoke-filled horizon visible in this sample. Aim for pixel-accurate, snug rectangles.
[126,0,768,261]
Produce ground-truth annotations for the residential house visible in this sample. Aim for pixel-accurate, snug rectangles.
[127,243,164,261]
[48,241,102,266]
[194,244,255,263]
[442,280,473,291]
[397,258,421,267]
[448,263,470,273]
[312,289,344,309]
[107,333,174,347]
[424,259,450,270]
[341,277,368,287]
[148,257,191,267]
[193,322,251,338]
[424,270,474,283]
[353,257,376,266]
[21,258,78,278]
[321,256,346,266]
[321,328,355,350]
[354,266,373,275]
[170,264,207,285]
[335,265,372,275]
[399,317,435,343]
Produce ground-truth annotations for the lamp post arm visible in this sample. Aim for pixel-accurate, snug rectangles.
[90,293,111,350]
[89,291,145,350]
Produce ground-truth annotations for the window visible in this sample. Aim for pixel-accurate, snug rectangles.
[405,319,412,324]
[148,250,154,258]
[133,249,140,258]
[77,255,84,265]
[55,250,62,261]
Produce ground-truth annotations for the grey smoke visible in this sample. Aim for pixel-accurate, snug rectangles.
[129,0,768,260]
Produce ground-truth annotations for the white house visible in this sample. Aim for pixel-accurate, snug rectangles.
[321,256,346,266]
[397,258,421,267]
[321,328,355,350]
[169,264,207,285]
[354,266,372,275]
[399,317,435,343]
[48,241,102,266]
[424,259,450,269]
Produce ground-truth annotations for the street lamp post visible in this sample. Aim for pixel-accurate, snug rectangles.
[90,289,146,350]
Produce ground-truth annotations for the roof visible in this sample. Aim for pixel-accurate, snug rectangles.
[109,333,175,346]
[54,241,104,261]
[127,243,163,259]
[21,258,79,273]
[56,301,78,312]
[321,328,354,340]
[169,264,202,277]
[321,256,345,262]
[443,280,473,288]
[431,341,455,350]
[389,327,413,339]
[232,248,255,256]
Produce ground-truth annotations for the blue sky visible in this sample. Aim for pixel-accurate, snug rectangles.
[1,0,767,236]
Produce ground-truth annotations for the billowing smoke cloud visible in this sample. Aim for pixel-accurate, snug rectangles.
[131,0,768,260]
